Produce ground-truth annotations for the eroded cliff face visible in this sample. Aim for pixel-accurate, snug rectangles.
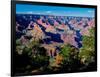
[16,14,94,49]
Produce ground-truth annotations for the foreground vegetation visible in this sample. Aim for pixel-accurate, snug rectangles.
[15,27,96,75]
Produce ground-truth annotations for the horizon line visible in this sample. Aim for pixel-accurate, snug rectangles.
[16,12,94,18]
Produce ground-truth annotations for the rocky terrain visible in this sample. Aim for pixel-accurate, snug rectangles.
[15,14,96,75]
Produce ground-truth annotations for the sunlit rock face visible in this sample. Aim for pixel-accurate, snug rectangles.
[16,14,95,50]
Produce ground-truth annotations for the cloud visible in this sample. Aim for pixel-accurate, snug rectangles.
[16,11,43,15]
[37,12,41,14]
[27,11,33,14]
[16,11,33,14]
[88,10,94,13]
[46,11,52,13]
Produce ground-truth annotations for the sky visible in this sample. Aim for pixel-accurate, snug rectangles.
[16,4,95,17]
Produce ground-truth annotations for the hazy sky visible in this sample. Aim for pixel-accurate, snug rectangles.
[16,4,95,17]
